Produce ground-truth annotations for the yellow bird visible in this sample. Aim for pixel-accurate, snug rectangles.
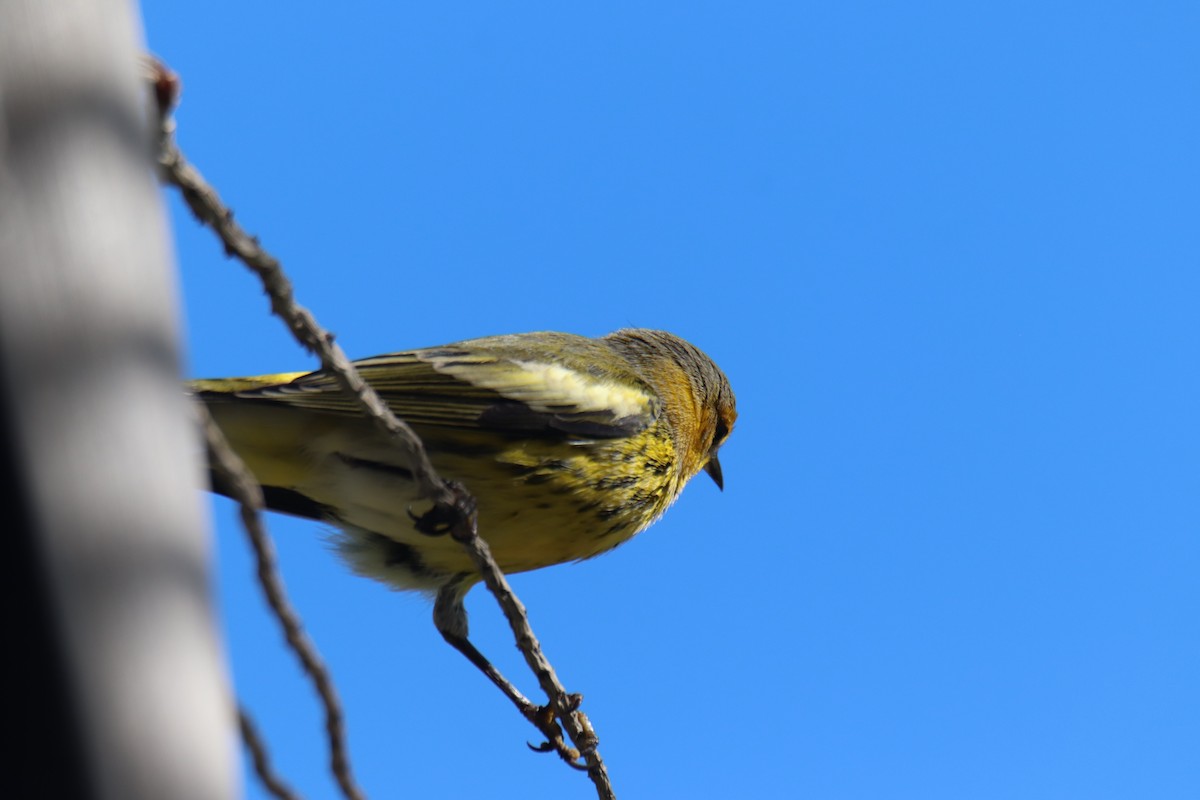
[193,328,736,707]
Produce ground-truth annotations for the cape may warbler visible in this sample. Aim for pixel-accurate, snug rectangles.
[193,328,735,703]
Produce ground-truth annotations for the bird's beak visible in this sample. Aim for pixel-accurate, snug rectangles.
[704,454,724,491]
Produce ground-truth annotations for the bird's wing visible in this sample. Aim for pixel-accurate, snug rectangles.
[192,335,659,440]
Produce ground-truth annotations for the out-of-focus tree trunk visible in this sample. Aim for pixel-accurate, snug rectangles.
[0,2,236,798]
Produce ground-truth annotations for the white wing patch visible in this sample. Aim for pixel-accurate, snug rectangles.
[432,358,651,419]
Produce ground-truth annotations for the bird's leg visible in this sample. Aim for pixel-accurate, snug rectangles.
[433,578,540,717]
[433,578,574,760]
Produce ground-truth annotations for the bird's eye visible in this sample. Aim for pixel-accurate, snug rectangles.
[713,417,729,447]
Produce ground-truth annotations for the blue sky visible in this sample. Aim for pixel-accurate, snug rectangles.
[142,3,1197,798]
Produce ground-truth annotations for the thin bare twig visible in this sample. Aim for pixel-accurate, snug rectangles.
[148,55,614,799]
[202,408,365,800]
[154,122,455,513]
[238,707,302,800]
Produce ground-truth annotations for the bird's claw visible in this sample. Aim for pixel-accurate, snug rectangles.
[409,481,477,536]
[521,699,594,770]
[407,501,458,535]
[526,739,589,771]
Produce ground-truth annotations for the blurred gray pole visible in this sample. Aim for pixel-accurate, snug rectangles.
[0,2,237,799]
